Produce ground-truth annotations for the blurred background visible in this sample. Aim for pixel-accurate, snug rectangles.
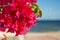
[30,0,60,32]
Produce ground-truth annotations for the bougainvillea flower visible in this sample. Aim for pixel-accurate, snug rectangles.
[0,0,42,36]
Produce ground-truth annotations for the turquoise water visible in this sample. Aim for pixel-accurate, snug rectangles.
[30,20,60,32]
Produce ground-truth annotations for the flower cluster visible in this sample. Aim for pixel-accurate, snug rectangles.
[0,0,42,36]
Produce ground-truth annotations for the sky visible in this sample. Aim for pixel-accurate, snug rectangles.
[37,0,60,20]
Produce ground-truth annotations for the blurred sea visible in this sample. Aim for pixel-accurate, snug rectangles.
[30,20,60,32]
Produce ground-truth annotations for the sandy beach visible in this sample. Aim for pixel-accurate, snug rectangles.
[25,32,60,40]
[0,31,60,40]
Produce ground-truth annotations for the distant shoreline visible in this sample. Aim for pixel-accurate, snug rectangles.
[36,20,60,23]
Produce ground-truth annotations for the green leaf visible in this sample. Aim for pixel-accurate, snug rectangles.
[31,3,42,17]
[39,10,42,17]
